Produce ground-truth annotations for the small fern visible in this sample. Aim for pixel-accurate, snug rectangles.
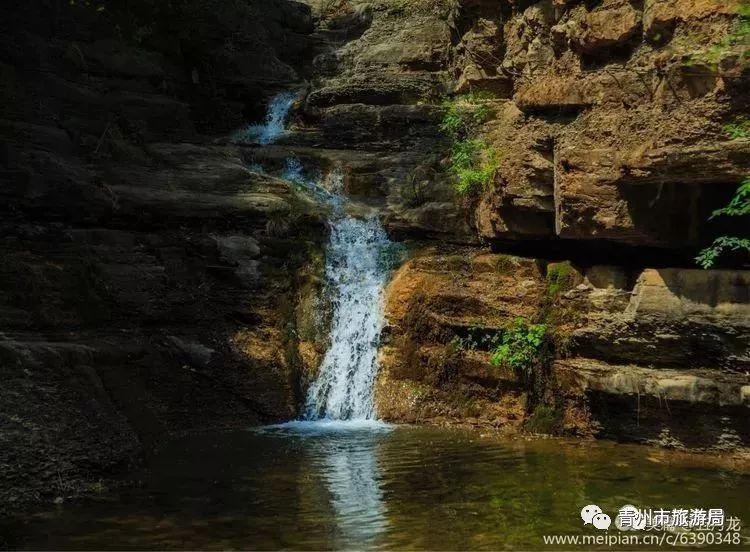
[711,178,750,219]
[697,237,750,269]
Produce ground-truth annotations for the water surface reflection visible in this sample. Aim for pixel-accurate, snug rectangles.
[4,425,750,550]
[308,427,388,546]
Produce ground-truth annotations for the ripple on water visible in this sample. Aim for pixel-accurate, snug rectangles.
[4,426,750,550]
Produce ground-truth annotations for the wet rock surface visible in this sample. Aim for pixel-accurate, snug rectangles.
[378,249,750,449]
[0,0,327,512]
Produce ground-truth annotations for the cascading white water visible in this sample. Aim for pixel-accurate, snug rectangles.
[243,93,395,423]
[302,171,393,421]
[233,91,297,145]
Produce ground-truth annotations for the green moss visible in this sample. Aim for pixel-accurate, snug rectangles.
[723,118,750,140]
[494,254,517,275]
[525,405,562,435]
[444,254,472,272]
[294,249,328,344]
[546,261,577,297]
[404,380,430,398]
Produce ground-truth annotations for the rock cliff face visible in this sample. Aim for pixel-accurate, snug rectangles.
[0,0,327,510]
[289,0,749,448]
[1,0,749,512]
[378,252,749,446]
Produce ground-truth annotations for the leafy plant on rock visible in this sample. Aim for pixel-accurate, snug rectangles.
[490,317,550,388]
[440,93,492,137]
[449,139,500,196]
[696,177,750,268]
[723,118,750,140]
[439,94,500,196]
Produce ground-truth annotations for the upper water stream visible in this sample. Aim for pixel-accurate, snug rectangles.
[232,91,299,145]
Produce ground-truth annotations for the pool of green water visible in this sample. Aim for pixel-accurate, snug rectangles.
[4,423,750,550]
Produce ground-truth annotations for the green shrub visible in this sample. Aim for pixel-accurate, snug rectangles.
[696,177,750,268]
[696,237,750,268]
[448,139,500,195]
[440,94,492,137]
[448,327,501,355]
[490,317,550,386]
[723,118,750,140]
[440,94,500,196]
[712,177,750,218]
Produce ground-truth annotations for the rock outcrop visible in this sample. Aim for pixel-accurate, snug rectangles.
[475,0,749,253]
[0,0,327,511]
[288,0,749,449]
[378,250,750,450]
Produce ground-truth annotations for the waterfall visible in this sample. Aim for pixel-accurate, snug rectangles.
[303,171,393,421]
[245,92,395,423]
[232,91,297,145]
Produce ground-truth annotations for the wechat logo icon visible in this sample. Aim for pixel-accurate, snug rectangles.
[581,505,612,531]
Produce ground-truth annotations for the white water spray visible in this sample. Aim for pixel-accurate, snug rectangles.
[233,91,297,145]
[300,170,393,421]
[246,93,396,423]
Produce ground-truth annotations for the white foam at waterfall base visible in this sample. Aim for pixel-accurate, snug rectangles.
[257,419,392,435]
[232,91,297,145]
